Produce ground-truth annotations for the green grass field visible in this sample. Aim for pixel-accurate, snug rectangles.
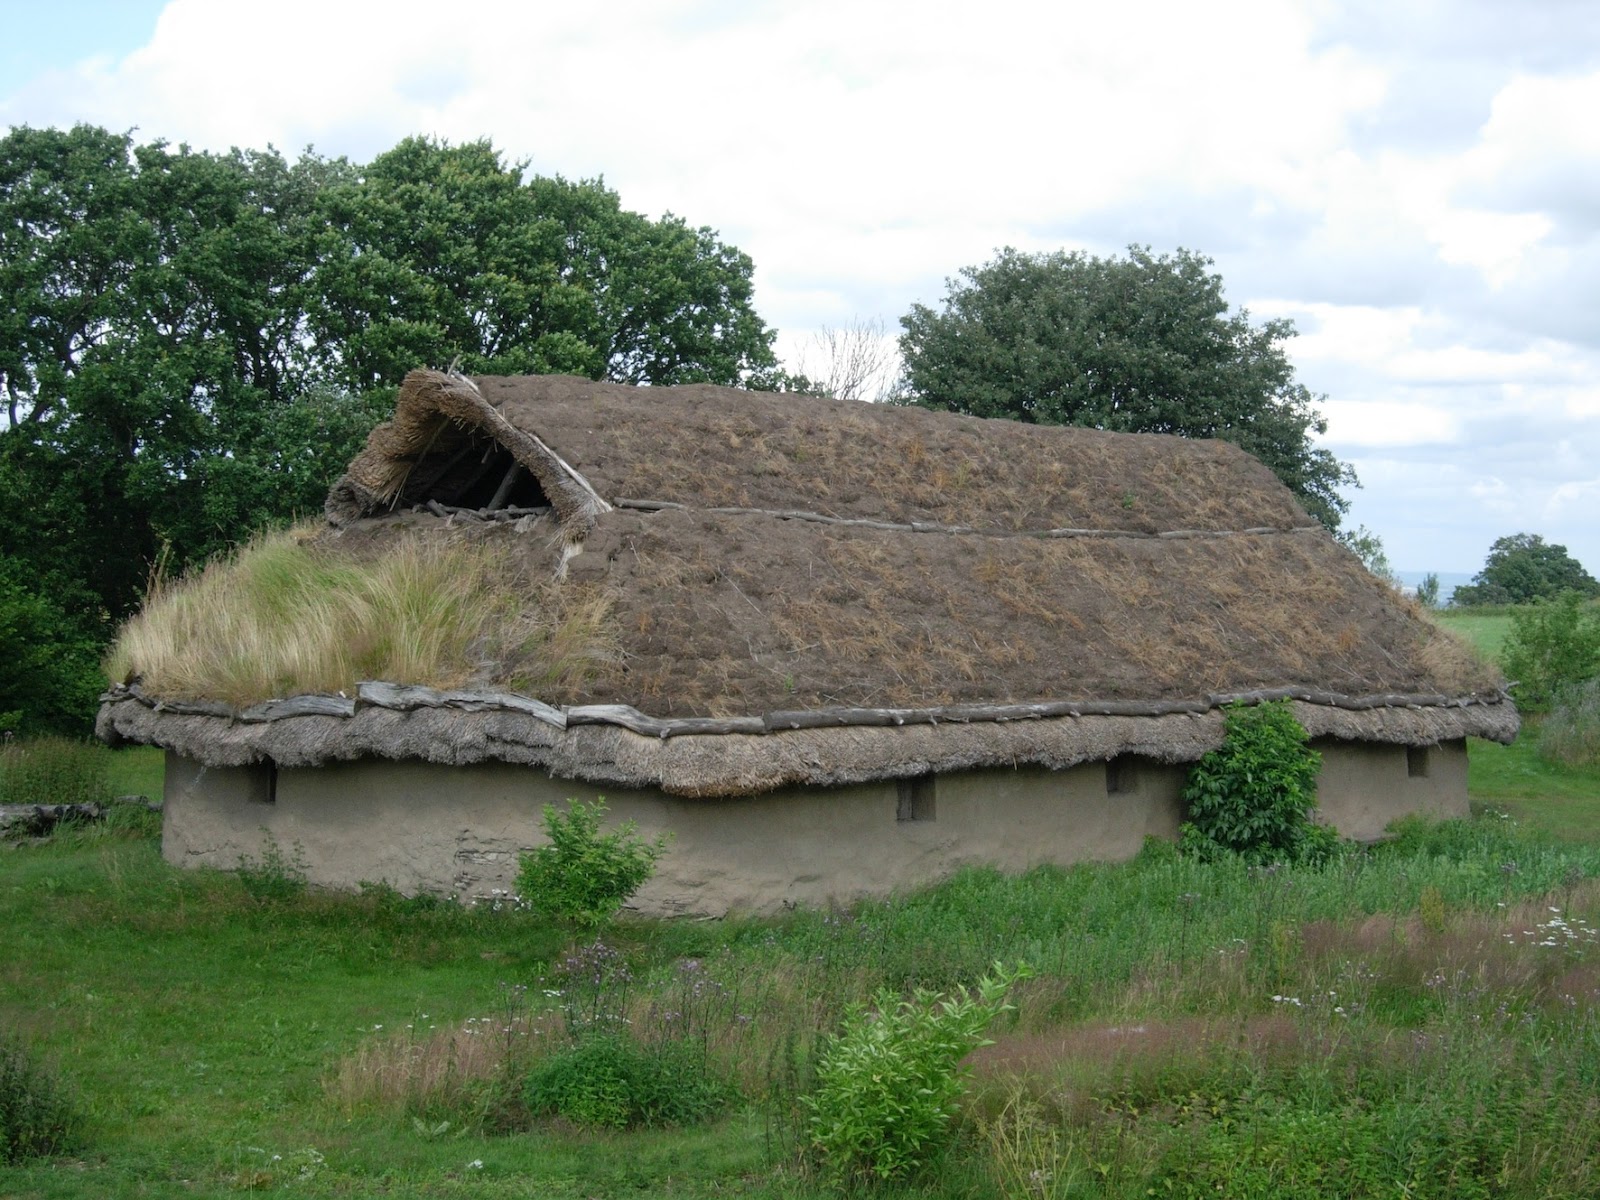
[107,745,164,802]
[1435,603,1600,839]
[4,743,1600,1197]
[1434,606,1515,661]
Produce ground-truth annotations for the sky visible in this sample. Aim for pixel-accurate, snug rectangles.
[2,0,1597,576]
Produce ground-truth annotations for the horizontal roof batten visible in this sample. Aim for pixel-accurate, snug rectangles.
[609,497,1322,541]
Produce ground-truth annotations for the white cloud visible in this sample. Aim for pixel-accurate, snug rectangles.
[1320,400,1460,447]
[3,0,1599,571]
[1546,479,1600,519]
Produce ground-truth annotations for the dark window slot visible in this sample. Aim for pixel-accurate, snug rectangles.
[897,775,936,822]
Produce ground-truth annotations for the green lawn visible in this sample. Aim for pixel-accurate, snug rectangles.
[107,745,164,802]
[1435,603,1600,840]
[1434,607,1515,660]
[1469,733,1600,841]
[7,778,1600,1196]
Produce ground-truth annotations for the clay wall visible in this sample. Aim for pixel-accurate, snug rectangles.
[161,741,1466,916]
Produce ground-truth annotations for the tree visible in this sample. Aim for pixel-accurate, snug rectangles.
[1452,533,1599,607]
[791,316,902,403]
[1501,592,1600,713]
[0,555,104,735]
[1,125,362,619]
[1416,573,1441,608]
[1339,524,1398,586]
[308,137,780,390]
[895,246,1357,529]
[2,126,787,733]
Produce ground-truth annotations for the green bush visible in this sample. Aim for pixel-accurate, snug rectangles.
[516,798,668,927]
[1180,701,1329,864]
[1502,591,1600,713]
[1540,678,1600,768]
[523,1033,731,1129]
[0,736,111,809]
[803,963,1028,1184]
[0,1033,78,1163]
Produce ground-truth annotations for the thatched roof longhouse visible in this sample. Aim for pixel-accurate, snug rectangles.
[98,369,1516,795]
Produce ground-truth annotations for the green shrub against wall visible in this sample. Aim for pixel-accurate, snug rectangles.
[1180,701,1335,865]
[516,798,669,927]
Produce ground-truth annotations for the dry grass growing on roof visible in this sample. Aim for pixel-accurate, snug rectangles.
[107,526,618,706]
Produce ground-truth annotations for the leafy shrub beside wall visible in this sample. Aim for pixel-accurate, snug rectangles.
[1180,701,1334,865]
[516,798,669,927]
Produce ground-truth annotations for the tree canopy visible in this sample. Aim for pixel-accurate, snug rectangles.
[894,246,1356,529]
[0,124,783,732]
[1453,533,1599,606]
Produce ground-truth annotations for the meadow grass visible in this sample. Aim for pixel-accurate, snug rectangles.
[1434,607,1515,661]
[1469,734,1600,841]
[105,527,616,706]
[4,776,1600,1198]
[0,737,112,808]
[106,746,164,802]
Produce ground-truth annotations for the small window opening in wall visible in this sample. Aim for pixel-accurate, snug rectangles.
[252,760,278,805]
[1407,747,1430,779]
[897,774,936,822]
[1106,758,1138,796]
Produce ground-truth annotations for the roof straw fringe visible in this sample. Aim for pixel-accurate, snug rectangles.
[97,682,1518,798]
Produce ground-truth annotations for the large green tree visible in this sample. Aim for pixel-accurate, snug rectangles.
[0,126,367,624]
[1453,533,1599,606]
[1,124,784,733]
[308,136,780,389]
[895,246,1356,529]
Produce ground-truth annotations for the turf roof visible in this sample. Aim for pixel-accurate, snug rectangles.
[316,371,1502,718]
[102,369,1514,789]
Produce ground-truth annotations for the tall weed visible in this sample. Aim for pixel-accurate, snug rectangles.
[0,737,110,809]
[802,963,1029,1184]
[0,1033,78,1163]
[1540,678,1600,768]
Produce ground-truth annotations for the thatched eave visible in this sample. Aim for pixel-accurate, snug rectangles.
[97,682,1518,799]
